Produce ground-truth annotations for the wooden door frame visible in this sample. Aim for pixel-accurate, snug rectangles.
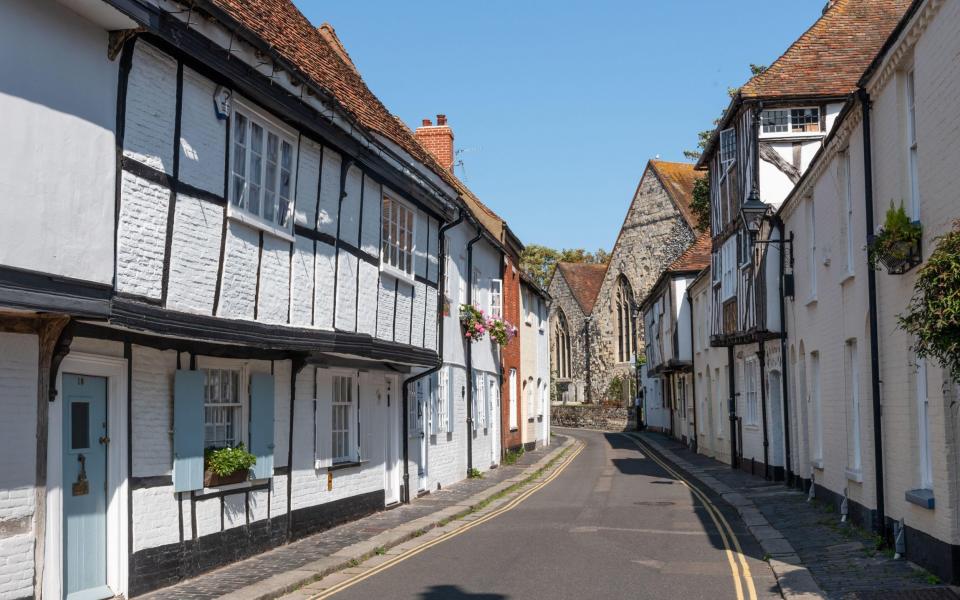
[45,352,129,599]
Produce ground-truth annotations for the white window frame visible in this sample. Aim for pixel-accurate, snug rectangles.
[457,257,467,307]
[806,197,817,302]
[916,356,933,490]
[759,106,822,137]
[721,238,737,301]
[438,368,450,433]
[489,279,503,319]
[744,357,759,426]
[474,373,486,430]
[228,100,297,240]
[905,70,920,221]
[202,367,245,449]
[840,150,855,278]
[719,128,737,166]
[381,194,417,282]
[846,340,861,476]
[508,368,518,430]
[331,373,357,464]
[810,351,823,465]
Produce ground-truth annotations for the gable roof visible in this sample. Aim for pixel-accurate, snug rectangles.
[741,0,911,100]
[556,262,608,315]
[649,160,703,231]
[206,0,456,188]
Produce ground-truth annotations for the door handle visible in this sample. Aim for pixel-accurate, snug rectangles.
[99,436,110,445]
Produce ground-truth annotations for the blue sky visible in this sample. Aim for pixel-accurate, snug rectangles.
[295,1,825,251]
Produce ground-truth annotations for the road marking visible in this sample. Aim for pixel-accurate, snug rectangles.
[621,433,758,600]
[570,525,708,536]
[305,441,585,599]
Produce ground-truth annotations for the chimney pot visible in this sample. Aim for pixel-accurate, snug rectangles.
[436,114,447,126]
[422,118,432,126]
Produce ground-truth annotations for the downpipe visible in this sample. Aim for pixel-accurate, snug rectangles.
[401,208,463,503]
[776,219,794,486]
[465,224,483,477]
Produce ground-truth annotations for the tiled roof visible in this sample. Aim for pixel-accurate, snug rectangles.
[649,160,703,231]
[667,231,711,273]
[208,0,456,188]
[740,0,911,99]
[556,262,608,315]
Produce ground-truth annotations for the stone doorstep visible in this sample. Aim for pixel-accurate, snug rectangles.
[217,437,578,600]
[635,433,827,600]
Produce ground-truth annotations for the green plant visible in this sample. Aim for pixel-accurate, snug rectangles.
[204,444,257,477]
[868,202,922,272]
[899,220,960,380]
[925,573,942,585]
[503,447,525,465]
[690,175,711,232]
[459,304,516,346]
[467,467,483,479]
[374,546,387,556]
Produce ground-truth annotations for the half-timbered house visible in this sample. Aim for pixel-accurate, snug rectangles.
[697,0,909,481]
[0,0,470,597]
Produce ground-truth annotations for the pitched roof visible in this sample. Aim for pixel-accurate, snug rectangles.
[556,262,608,315]
[207,0,455,187]
[649,160,703,230]
[667,231,711,273]
[740,0,911,99]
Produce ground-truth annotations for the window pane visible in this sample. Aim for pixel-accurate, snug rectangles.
[761,109,788,133]
[791,108,820,132]
[71,402,90,450]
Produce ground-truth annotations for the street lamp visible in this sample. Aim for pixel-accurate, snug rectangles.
[739,189,768,243]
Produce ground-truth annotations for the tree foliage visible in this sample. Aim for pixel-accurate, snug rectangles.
[691,175,711,232]
[520,244,609,289]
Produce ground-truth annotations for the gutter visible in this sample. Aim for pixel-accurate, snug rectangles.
[401,208,463,502]
[464,225,484,476]
[858,89,887,534]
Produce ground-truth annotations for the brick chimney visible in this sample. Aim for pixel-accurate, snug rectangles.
[414,114,454,173]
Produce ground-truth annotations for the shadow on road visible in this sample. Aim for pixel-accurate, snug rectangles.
[419,585,507,599]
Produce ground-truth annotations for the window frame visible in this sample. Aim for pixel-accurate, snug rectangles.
[200,365,247,450]
[331,372,358,464]
[227,99,298,241]
[916,356,933,490]
[437,368,450,433]
[508,368,518,431]
[905,70,920,221]
[759,106,822,137]
[380,193,418,282]
[840,150,855,278]
[846,340,861,475]
[744,356,759,427]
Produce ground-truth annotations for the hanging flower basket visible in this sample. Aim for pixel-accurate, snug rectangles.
[459,304,517,346]
[868,202,922,275]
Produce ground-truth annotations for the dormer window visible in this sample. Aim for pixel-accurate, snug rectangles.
[761,107,821,135]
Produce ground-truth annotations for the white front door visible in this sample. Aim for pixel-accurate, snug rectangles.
[384,376,401,505]
[490,381,500,466]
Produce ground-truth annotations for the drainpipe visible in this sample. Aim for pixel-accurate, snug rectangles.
[859,88,886,535]
[728,346,738,469]
[776,219,794,486]
[584,316,593,403]
[465,225,483,476]
[758,345,770,479]
[687,293,698,452]
[402,208,463,503]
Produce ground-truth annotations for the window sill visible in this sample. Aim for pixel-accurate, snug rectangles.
[744,424,760,431]
[202,477,270,495]
[905,488,935,510]
[380,265,416,286]
[328,460,367,472]
[839,271,855,285]
[227,204,295,242]
[845,468,863,483]
[804,296,818,308]
[811,459,824,470]
[509,428,519,433]
[527,417,535,423]
[758,132,824,142]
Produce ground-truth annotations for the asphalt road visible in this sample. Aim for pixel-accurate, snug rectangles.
[328,429,780,600]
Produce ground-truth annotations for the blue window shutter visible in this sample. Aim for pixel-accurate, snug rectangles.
[249,373,276,480]
[174,370,205,492]
[315,369,332,469]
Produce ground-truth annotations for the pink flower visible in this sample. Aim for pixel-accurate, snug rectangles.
[465,331,472,338]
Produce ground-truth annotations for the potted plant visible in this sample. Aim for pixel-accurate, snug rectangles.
[898,220,960,381]
[204,444,257,487]
[459,304,489,341]
[488,317,518,346]
[867,202,922,274]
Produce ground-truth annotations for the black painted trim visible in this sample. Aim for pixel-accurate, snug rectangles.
[120,156,227,207]
[131,475,174,489]
[212,115,232,315]
[193,481,269,502]
[414,274,438,289]
[113,37,136,290]
[355,173,365,333]
[253,231,264,320]
[160,60,184,307]
[0,265,112,318]
[294,225,337,248]
[125,340,134,586]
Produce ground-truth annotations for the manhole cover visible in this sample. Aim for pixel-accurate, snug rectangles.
[635,501,675,507]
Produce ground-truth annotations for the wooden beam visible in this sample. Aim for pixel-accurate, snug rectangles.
[759,142,801,184]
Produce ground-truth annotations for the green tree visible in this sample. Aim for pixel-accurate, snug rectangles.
[690,175,711,232]
[520,245,609,289]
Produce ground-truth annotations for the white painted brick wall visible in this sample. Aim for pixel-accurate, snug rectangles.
[360,176,381,256]
[223,493,246,530]
[394,281,413,345]
[178,67,226,195]
[335,251,358,331]
[314,242,336,329]
[132,346,175,477]
[424,287,439,352]
[166,193,222,315]
[123,41,176,174]
[270,474,287,517]
[317,148,341,237]
[294,139,321,228]
[290,237,315,327]
[0,533,34,600]
[249,489,269,522]
[0,333,37,522]
[376,275,396,340]
[411,281,426,348]
[357,261,379,336]
[340,164,362,247]
[257,235,291,325]
[116,171,169,299]
[414,212,428,278]
[218,221,259,319]
[427,217,439,282]
[195,497,220,538]
[132,486,180,551]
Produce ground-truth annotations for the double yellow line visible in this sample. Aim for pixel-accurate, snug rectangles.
[622,433,757,600]
[308,441,584,599]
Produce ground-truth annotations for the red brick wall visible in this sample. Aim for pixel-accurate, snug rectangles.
[413,116,454,173]
[501,254,523,452]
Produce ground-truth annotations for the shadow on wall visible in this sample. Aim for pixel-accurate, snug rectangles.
[420,585,507,599]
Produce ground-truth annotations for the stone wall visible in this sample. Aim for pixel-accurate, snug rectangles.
[550,404,634,431]
[547,269,591,403]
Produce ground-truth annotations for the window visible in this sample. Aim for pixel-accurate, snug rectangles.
[721,238,737,300]
[458,258,467,305]
[381,195,416,277]
[437,368,450,433]
[906,70,920,221]
[916,357,932,489]
[806,197,817,300]
[471,268,482,308]
[744,357,759,426]
[840,150,854,276]
[332,375,355,463]
[473,374,486,430]
[554,310,571,379]
[761,109,789,133]
[761,107,821,135]
[508,369,518,430]
[204,369,242,449]
[230,109,295,230]
[846,340,861,473]
[810,352,822,463]
[715,368,724,438]
[719,128,737,165]
[615,277,635,363]
[526,380,535,420]
[538,379,545,417]
[490,279,503,319]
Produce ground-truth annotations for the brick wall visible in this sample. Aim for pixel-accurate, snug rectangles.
[501,255,523,451]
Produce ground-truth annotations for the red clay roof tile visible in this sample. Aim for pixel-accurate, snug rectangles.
[556,262,608,315]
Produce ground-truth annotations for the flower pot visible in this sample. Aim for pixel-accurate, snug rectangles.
[878,237,921,275]
[203,468,249,487]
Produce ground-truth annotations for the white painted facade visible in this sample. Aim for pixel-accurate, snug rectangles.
[520,280,551,448]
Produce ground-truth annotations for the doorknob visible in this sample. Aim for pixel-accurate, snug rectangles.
[99,435,110,445]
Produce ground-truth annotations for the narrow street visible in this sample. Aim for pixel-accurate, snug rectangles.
[321,429,779,600]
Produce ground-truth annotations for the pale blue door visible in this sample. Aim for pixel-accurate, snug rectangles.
[62,374,111,600]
